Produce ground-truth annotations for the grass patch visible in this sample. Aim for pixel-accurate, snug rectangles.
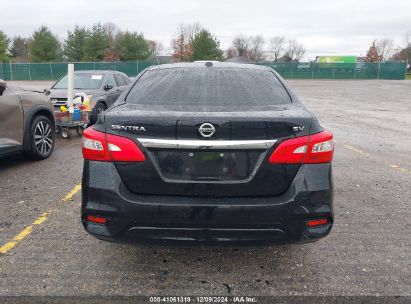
[406,74,411,80]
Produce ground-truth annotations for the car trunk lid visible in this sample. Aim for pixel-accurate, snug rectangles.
[104,104,314,196]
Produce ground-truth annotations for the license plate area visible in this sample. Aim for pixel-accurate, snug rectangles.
[154,150,262,181]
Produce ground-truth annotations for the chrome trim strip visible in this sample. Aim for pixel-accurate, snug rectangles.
[137,138,278,150]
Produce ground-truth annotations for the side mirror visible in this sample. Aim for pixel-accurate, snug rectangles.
[0,80,7,96]
[104,84,113,91]
[43,89,51,96]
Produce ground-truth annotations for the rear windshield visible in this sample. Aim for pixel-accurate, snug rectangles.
[126,68,291,111]
[53,73,104,90]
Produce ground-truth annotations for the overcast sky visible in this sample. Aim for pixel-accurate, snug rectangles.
[1,0,410,60]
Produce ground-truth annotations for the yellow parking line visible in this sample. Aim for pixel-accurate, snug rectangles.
[33,211,49,225]
[0,183,82,255]
[342,144,410,175]
[390,164,411,174]
[62,184,82,202]
[343,144,370,156]
[0,210,51,254]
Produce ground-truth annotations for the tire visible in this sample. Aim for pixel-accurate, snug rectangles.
[76,126,84,136]
[25,115,55,160]
[91,102,106,124]
[60,128,71,139]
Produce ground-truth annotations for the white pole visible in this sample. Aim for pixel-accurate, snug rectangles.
[67,63,74,112]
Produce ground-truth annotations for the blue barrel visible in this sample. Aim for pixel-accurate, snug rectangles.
[72,109,81,121]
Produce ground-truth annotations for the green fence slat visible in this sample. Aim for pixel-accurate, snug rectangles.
[29,63,51,80]
[11,63,31,80]
[51,63,69,80]
[2,62,11,80]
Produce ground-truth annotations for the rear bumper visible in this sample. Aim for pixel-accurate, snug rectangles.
[81,161,334,246]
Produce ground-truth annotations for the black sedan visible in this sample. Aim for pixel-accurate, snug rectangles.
[81,62,334,246]
[48,70,131,123]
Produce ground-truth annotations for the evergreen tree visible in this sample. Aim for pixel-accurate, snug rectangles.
[29,26,61,62]
[190,30,223,61]
[83,23,109,61]
[116,31,151,61]
[9,36,29,62]
[0,31,10,62]
[64,26,88,61]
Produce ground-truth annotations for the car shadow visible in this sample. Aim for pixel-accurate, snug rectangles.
[0,153,33,171]
[109,242,307,266]
[94,241,315,286]
[87,241,319,294]
[0,137,82,171]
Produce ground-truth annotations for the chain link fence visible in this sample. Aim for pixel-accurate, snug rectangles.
[0,61,161,81]
[0,61,407,81]
[256,61,407,80]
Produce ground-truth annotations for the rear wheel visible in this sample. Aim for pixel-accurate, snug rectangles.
[95,102,107,115]
[91,102,106,124]
[76,126,84,136]
[25,115,55,160]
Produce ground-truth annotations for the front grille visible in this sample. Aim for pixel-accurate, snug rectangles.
[50,98,68,108]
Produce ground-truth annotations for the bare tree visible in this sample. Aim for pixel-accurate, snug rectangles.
[232,35,248,57]
[225,47,237,59]
[403,31,411,48]
[182,23,203,44]
[247,35,265,61]
[231,35,265,61]
[365,41,383,62]
[269,36,285,61]
[391,31,411,63]
[171,25,191,62]
[376,39,394,61]
[285,39,305,61]
[171,30,189,62]
[148,40,164,56]
[103,22,120,48]
[171,23,203,62]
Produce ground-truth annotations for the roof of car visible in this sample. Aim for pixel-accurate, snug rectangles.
[147,62,271,71]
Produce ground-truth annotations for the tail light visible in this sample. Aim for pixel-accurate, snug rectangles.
[82,127,146,162]
[85,215,107,224]
[306,218,329,227]
[269,130,334,164]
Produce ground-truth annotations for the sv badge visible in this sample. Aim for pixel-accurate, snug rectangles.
[292,126,304,132]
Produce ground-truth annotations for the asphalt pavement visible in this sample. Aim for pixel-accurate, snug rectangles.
[0,80,410,298]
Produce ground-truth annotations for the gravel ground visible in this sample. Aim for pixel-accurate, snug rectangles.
[0,80,410,298]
